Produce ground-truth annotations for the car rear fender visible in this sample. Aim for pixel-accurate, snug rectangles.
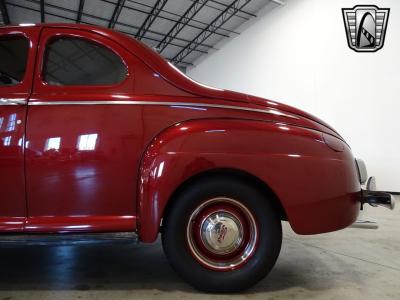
[137,118,360,243]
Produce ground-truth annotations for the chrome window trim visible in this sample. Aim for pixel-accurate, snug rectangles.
[28,101,298,119]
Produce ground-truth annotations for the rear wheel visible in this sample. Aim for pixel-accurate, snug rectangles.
[162,177,282,292]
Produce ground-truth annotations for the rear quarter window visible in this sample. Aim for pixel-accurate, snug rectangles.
[0,36,30,86]
[43,37,128,86]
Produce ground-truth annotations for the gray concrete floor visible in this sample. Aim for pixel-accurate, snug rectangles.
[0,205,398,300]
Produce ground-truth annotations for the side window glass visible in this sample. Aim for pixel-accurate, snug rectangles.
[0,36,30,86]
[43,37,127,86]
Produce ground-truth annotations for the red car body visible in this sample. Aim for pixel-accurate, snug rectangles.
[0,23,362,241]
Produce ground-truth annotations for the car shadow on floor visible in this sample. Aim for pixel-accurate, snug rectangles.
[0,238,353,294]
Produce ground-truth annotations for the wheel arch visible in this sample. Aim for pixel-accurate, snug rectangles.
[136,117,295,243]
[162,168,288,228]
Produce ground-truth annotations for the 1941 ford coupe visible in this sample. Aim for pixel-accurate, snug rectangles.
[0,23,396,292]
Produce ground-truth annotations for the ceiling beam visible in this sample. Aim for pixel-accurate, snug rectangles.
[172,0,253,64]
[208,0,256,17]
[187,0,251,21]
[126,0,238,36]
[76,0,85,23]
[156,0,210,54]
[101,0,233,38]
[5,0,211,55]
[0,0,10,25]
[271,0,285,5]
[116,28,208,55]
[108,0,126,29]
[40,0,45,23]
[15,0,214,51]
[135,0,168,40]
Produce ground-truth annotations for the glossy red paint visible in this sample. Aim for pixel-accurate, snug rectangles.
[139,119,360,242]
[0,26,40,231]
[0,24,361,239]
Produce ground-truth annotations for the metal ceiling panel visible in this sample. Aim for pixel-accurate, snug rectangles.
[1,0,281,70]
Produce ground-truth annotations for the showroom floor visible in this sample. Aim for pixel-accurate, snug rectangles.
[0,205,398,300]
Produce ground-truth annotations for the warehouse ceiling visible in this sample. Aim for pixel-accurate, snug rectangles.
[0,0,283,70]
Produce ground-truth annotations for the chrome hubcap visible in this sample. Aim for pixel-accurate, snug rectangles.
[201,212,243,255]
[186,197,259,271]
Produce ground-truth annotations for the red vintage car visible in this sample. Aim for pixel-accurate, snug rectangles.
[0,23,396,292]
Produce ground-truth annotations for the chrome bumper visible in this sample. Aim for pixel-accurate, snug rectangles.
[350,186,397,229]
[361,176,396,210]
[362,189,396,210]
[349,161,397,229]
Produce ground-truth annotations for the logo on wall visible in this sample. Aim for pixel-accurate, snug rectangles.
[342,5,390,52]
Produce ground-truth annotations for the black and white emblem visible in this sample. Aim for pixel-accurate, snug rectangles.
[342,5,390,52]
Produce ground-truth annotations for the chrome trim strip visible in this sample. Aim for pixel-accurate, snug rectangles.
[0,98,27,105]
[28,101,298,119]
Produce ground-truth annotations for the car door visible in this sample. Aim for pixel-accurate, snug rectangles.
[26,26,143,233]
[0,27,39,232]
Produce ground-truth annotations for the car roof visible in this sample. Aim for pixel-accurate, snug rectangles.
[4,23,106,30]
[1,23,249,103]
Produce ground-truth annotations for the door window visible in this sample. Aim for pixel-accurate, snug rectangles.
[43,37,128,86]
[0,36,30,86]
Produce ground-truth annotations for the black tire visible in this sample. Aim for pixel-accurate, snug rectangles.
[162,177,282,292]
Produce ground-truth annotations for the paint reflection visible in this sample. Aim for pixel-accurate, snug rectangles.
[27,132,103,216]
[6,113,16,132]
[45,137,61,151]
[0,112,23,151]
[74,165,98,200]
[77,134,98,151]
[3,136,11,146]
[0,110,25,218]
[32,134,99,156]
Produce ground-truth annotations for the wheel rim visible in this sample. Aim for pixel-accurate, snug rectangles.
[186,197,259,271]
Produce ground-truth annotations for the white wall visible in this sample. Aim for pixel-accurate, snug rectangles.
[188,0,400,191]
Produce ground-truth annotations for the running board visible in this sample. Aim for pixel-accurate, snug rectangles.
[0,232,138,247]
